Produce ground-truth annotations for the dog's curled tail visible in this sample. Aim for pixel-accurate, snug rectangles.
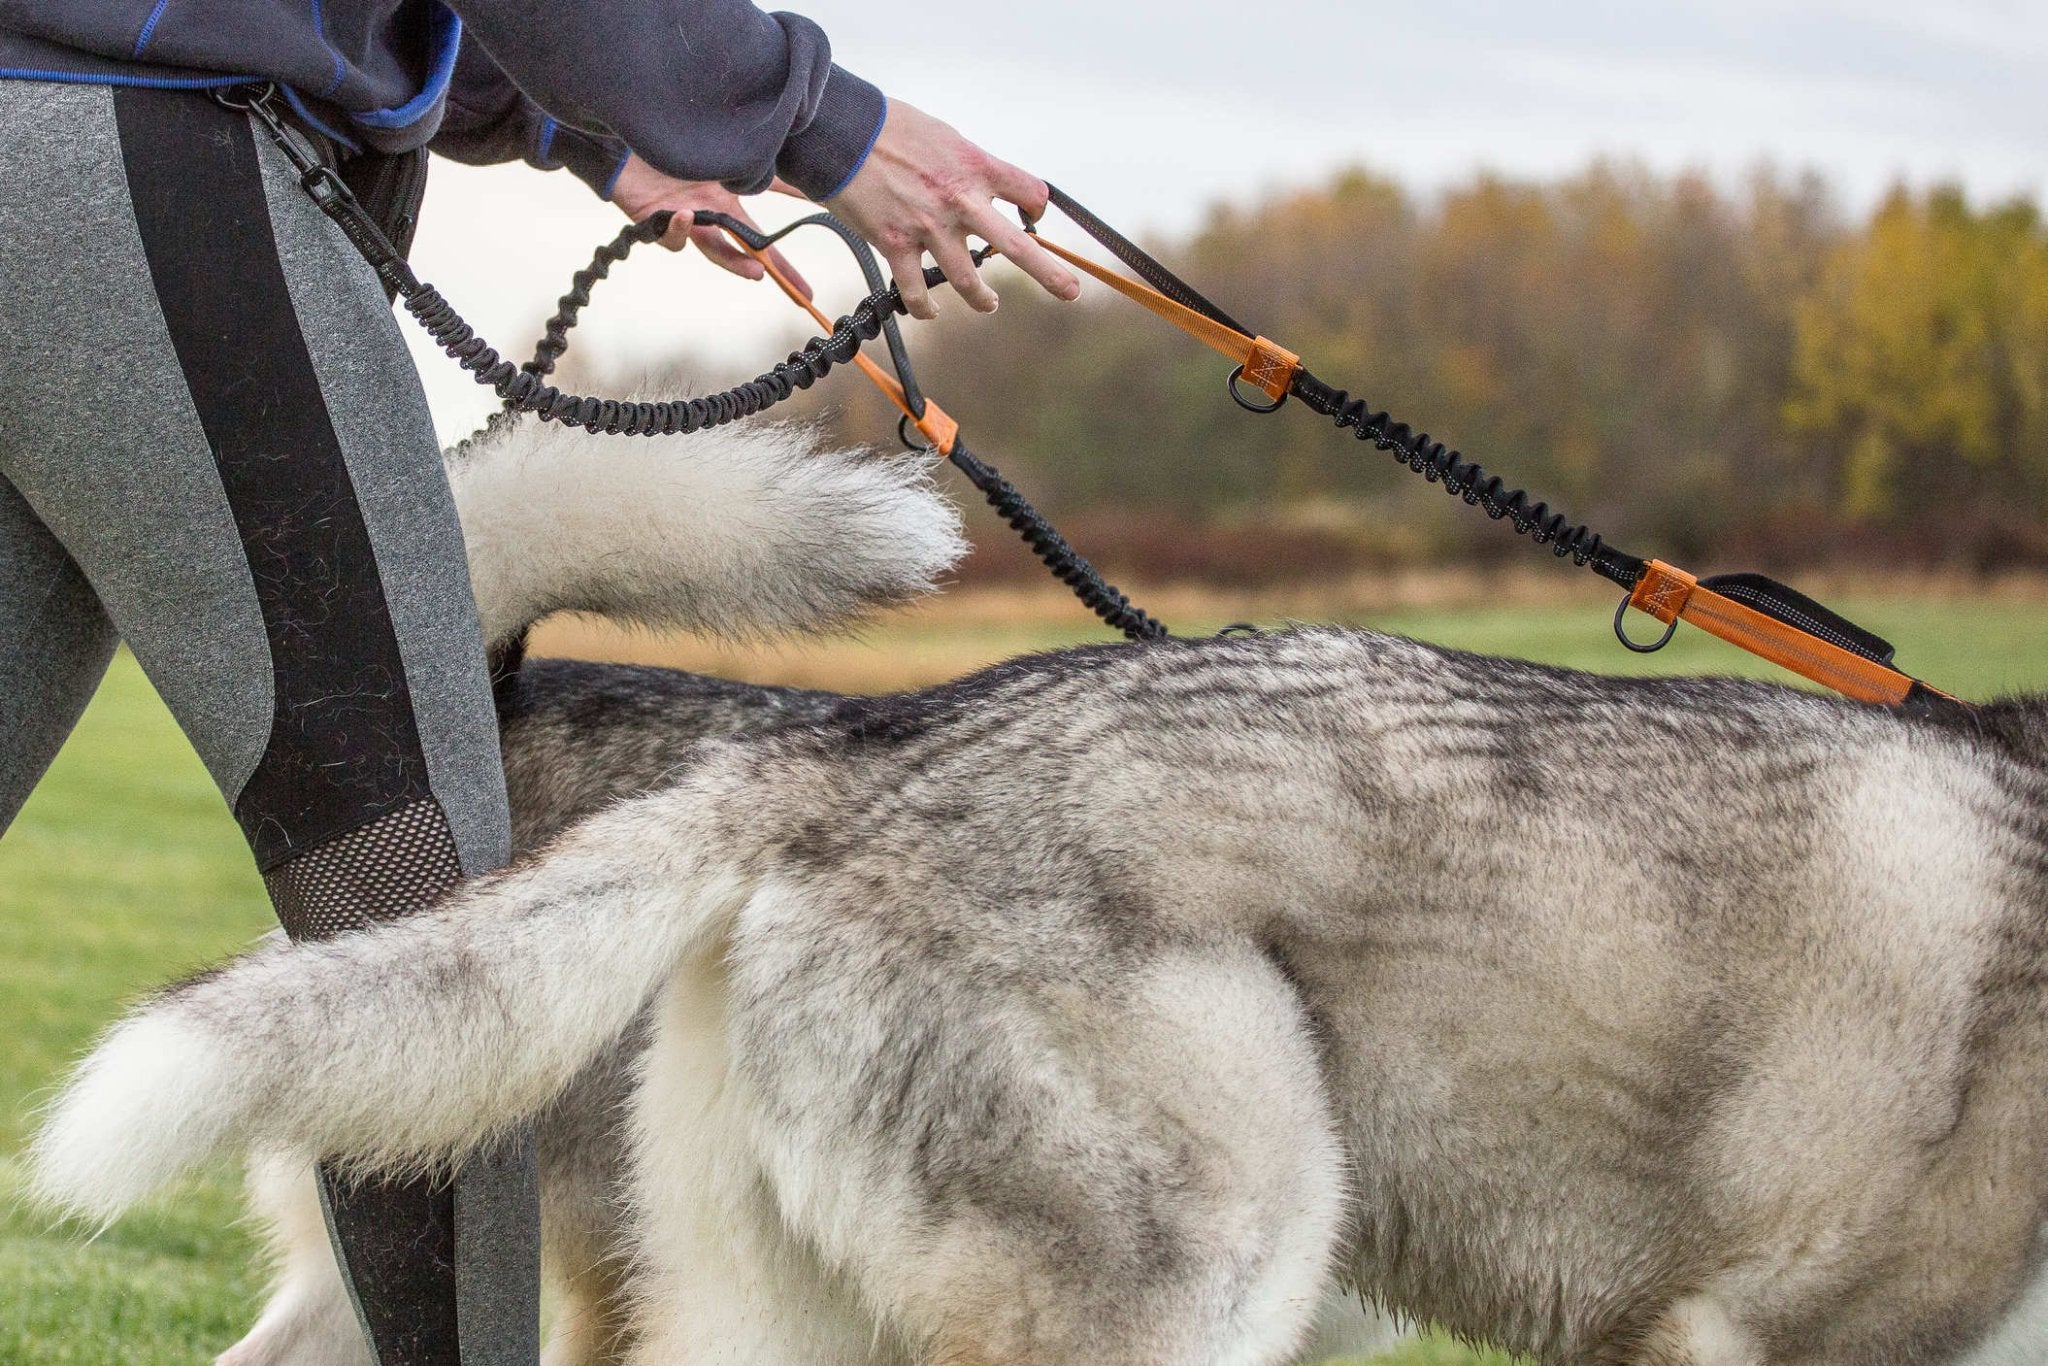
[29,774,754,1226]
[448,416,966,653]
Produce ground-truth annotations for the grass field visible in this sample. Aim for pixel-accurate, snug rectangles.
[7,579,2048,1362]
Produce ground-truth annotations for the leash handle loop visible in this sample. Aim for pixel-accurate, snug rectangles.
[724,227,960,454]
[1017,233,1301,403]
[1620,560,1960,709]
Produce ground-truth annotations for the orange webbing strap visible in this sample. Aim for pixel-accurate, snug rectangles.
[1021,235,1301,403]
[1626,561,1956,707]
[726,233,959,455]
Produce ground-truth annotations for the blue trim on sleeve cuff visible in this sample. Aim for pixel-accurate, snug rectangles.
[536,117,560,168]
[601,150,631,202]
[0,67,256,89]
[132,0,174,58]
[818,95,886,201]
[348,4,461,130]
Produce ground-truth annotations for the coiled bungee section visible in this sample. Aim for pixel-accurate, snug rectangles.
[1291,371,1643,588]
[947,444,1167,641]
[526,215,667,388]
[408,223,911,438]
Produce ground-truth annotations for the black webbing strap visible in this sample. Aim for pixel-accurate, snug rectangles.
[1041,185,1255,338]
[1697,573,1896,666]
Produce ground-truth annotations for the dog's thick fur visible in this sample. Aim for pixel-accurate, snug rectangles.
[213,656,1402,1366]
[32,423,2048,1362]
[22,412,1394,1365]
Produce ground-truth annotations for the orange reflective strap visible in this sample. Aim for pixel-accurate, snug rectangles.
[1022,235,1301,401]
[1625,560,1937,708]
[728,232,959,455]
[1627,561,1698,625]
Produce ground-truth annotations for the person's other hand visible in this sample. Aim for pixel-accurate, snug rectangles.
[823,100,1081,320]
[609,155,812,299]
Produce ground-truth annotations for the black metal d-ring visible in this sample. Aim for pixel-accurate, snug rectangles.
[1613,594,1679,653]
[1228,365,1287,414]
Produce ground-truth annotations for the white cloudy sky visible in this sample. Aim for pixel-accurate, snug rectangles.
[406,0,2043,441]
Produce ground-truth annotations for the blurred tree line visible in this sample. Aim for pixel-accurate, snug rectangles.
[693,164,2048,583]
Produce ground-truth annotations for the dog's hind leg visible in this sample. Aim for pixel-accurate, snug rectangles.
[622,954,909,1366]
[219,1156,372,1366]
[732,925,1348,1366]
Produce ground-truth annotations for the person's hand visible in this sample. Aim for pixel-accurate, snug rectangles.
[823,100,1081,321]
[608,155,812,299]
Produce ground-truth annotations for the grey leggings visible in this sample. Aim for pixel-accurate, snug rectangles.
[0,81,534,1363]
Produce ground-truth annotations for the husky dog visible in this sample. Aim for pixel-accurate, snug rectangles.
[29,413,1398,1365]
[229,655,1398,1366]
[34,572,2048,1363]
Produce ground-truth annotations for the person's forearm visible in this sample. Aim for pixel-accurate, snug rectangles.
[442,0,884,200]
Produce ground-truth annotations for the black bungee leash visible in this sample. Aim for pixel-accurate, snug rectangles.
[223,83,1163,643]
[226,82,1969,717]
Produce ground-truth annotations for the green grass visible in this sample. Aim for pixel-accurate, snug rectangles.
[0,651,273,1361]
[9,599,2048,1362]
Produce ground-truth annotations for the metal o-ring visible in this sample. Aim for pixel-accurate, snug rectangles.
[1613,595,1679,653]
[1227,365,1288,414]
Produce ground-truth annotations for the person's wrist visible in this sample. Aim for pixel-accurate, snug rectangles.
[549,126,633,200]
[776,66,887,202]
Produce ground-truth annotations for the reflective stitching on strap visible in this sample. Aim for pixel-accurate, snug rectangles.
[1629,561,1697,623]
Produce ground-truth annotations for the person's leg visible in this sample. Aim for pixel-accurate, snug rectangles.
[0,81,536,1363]
[0,476,118,829]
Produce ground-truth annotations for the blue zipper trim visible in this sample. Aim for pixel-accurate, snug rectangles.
[309,0,347,98]
[281,84,363,152]
[0,67,255,89]
[348,4,459,130]
[132,0,175,58]
[535,116,559,168]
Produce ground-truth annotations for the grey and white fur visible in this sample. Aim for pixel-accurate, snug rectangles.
[26,411,1392,1365]
[38,424,2048,1362]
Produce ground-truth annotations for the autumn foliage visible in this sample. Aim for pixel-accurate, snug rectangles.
[795,164,2047,580]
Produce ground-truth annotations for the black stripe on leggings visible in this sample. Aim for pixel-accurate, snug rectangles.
[113,87,435,872]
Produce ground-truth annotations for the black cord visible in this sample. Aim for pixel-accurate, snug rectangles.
[455,214,675,453]
[409,250,946,437]
[711,207,1170,642]
[1290,370,1643,588]
[947,442,1167,640]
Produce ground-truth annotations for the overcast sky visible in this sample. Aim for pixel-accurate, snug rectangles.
[405,0,2043,441]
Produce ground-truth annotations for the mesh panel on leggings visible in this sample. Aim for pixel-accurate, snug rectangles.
[263,796,465,942]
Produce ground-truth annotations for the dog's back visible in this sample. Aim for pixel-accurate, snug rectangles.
[40,625,2048,1364]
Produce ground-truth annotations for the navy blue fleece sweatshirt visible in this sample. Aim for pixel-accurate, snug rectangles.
[0,0,887,201]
